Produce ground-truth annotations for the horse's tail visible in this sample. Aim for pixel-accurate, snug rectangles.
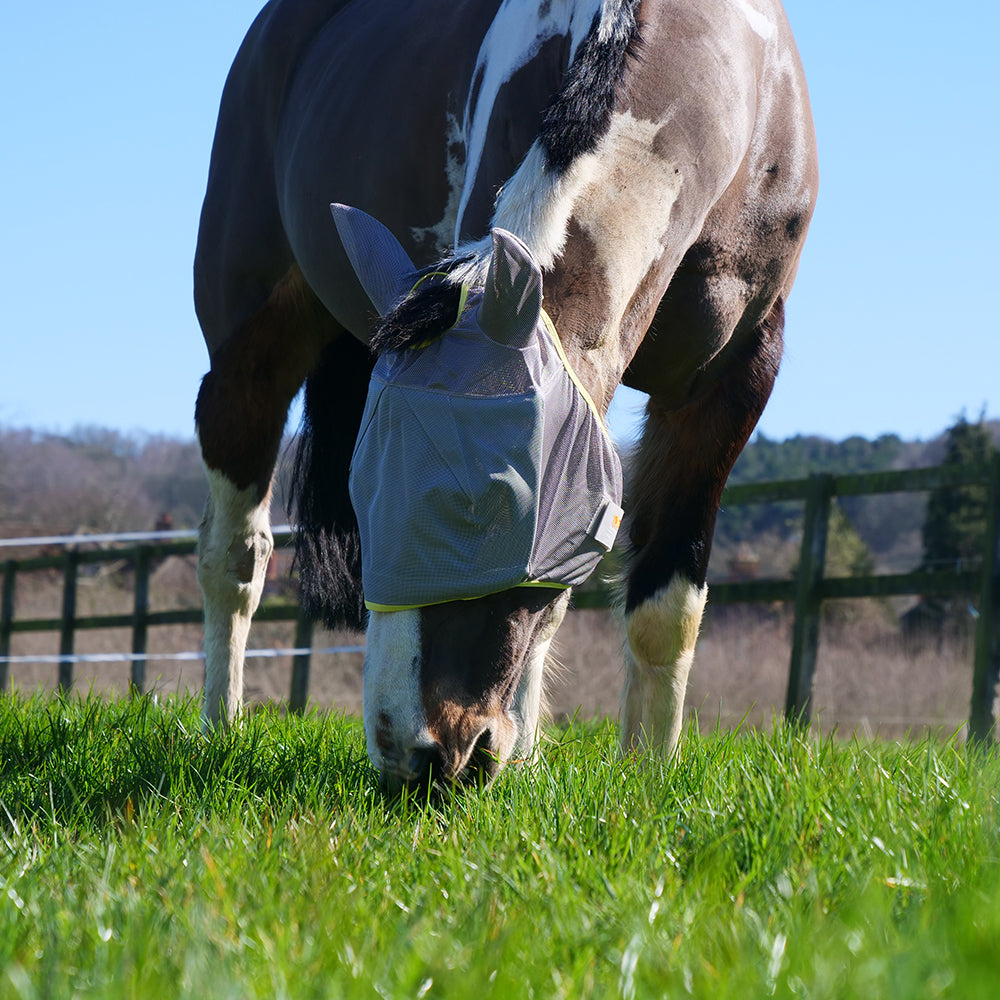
[289,336,372,632]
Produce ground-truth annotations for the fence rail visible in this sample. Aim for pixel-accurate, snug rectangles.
[2,462,999,741]
[0,528,326,714]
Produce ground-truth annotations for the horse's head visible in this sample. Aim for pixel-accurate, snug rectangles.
[332,205,622,790]
[365,586,571,791]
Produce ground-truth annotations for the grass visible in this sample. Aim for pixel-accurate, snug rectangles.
[2,695,999,999]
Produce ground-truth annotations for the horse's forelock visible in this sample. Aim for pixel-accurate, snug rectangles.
[370,275,467,354]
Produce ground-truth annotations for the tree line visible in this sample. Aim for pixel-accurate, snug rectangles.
[711,417,1000,579]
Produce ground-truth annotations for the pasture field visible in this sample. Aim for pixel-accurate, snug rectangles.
[1,695,999,999]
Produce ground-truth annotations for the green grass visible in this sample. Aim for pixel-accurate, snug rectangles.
[1,694,999,999]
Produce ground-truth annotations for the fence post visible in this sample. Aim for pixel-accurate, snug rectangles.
[969,454,1000,746]
[289,606,314,715]
[59,549,80,693]
[130,545,150,696]
[785,473,833,725]
[1,560,15,692]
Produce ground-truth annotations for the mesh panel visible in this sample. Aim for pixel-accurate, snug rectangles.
[350,382,542,608]
[349,289,622,610]
[529,361,623,586]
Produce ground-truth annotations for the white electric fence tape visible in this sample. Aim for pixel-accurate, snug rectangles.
[0,526,295,548]
[0,645,365,666]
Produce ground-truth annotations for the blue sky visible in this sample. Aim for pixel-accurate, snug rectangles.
[2,1,997,447]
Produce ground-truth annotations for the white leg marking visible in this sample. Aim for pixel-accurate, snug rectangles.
[197,468,273,728]
[363,610,435,778]
[509,593,569,763]
[621,577,708,756]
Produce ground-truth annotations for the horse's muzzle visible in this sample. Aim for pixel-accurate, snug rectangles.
[378,723,505,795]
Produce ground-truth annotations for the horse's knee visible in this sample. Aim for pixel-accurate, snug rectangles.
[621,576,707,755]
[198,524,272,611]
[626,576,707,668]
[197,469,273,612]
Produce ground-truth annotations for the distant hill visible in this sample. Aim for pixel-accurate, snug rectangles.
[0,428,211,539]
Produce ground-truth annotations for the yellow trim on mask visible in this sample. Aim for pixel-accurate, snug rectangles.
[364,579,569,613]
[537,308,611,437]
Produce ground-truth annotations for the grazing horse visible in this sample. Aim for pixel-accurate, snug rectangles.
[194,0,817,787]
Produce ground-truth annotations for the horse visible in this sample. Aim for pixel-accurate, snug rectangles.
[193,0,817,789]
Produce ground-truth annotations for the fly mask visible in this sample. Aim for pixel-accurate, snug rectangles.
[331,204,624,611]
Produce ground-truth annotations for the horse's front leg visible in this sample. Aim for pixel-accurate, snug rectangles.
[621,412,712,755]
[621,567,707,756]
[193,271,327,728]
[621,304,784,756]
[195,326,285,728]
[196,469,274,727]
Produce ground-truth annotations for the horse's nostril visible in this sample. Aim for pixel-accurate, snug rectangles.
[406,744,444,782]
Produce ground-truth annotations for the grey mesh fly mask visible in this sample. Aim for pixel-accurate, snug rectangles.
[332,205,623,611]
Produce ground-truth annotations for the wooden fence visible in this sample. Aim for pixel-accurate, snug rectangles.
[0,528,323,714]
[2,460,999,742]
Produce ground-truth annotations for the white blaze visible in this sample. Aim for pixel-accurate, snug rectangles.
[363,610,435,777]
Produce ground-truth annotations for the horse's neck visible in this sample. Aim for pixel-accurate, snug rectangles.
[448,0,651,409]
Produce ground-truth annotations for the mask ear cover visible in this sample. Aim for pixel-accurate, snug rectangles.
[330,203,418,317]
[478,229,543,350]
